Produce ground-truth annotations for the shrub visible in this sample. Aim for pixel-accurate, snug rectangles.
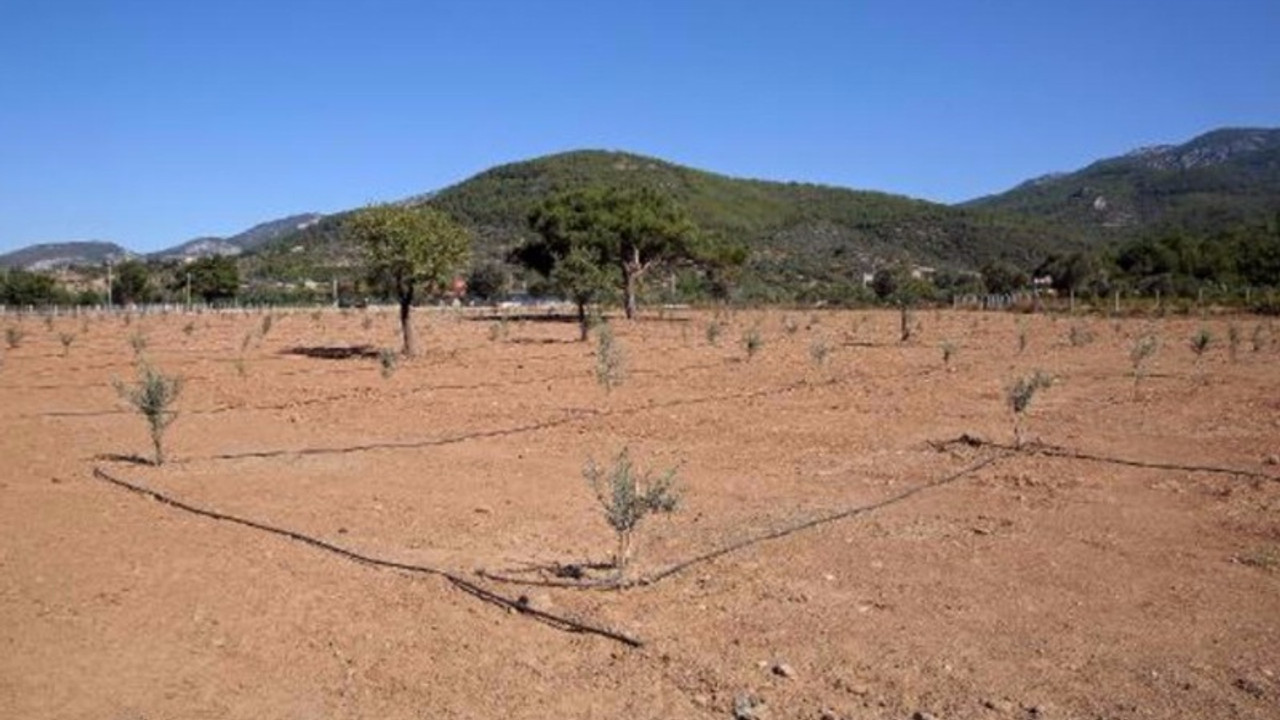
[1227,323,1240,362]
[5,326,25,349]
[940,340,957,370]
[1016,319,1028,354]
[182,321,196,337]
[583,448,681,576]
[378,347,398,378]
[260,313,274,337]
[1068,322,1094,347]
[809,337,830,367]
[1251,322,1268,353]
[58,332,75,357]
[781,315,799,335]
[1190,326,1212,382]
[1129,333,1159,399]
[705,319,722,346]
[488,316,509,342]
[742,327,763,359]
[1006,370,1052,448]
[128,331,148,356]
[114,363,183,465]
[594,322,625,392]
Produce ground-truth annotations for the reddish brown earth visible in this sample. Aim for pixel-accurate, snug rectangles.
[2,307,1278,719]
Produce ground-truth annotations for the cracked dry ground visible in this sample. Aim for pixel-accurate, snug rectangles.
[2,307,1277,719]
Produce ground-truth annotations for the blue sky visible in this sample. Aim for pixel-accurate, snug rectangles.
[2,0,1277,253]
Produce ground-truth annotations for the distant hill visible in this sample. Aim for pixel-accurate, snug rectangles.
[150,213,324,261]
[0,241,133,270]
[965,127,1280,236]
[253,150,1078,296]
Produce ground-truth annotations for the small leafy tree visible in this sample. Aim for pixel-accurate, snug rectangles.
[346,204,472,357]
[114,363,183,465]
[58,332,75,357]
[584,448,681,576]
[5,326,24,349]
[1006,370,1052,448]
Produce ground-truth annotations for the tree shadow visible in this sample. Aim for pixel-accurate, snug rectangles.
[281,345,380,360]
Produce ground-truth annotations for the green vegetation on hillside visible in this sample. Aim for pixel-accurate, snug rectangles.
[258,150,1080,305]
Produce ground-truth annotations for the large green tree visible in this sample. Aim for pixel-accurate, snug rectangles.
[111,260,152,305]
[180,256,240,303]
[345,204,471,357]
[525,186,699,319]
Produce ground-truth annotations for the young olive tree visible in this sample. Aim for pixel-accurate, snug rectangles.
[584,448,681,576]
[345,204,471,357]
[114,363,183,465]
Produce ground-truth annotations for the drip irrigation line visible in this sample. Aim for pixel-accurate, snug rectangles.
[478,452,1005,591]
[90,466,643,648]
[930,435,1278,481]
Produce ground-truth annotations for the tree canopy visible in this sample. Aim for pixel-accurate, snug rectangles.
[523,186,700,319]
[345,203,471,356]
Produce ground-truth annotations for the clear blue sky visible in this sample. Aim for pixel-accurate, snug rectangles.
[2,0,1277,253]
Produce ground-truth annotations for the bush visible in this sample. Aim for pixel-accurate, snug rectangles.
[594,322,625,392]
[378,347,398,378]
[583,448,681,576]
[1129,333,1159,399]
[5,327,24,349]
[742,327,763,359]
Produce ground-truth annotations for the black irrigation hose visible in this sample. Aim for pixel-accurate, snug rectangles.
[90,466,644,648]
[478,452,1006,591]
[184,375,835,463]
[931,435,1279,482]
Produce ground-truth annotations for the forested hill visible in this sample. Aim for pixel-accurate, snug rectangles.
[254,149,1081,296]
[964,127,1280,237]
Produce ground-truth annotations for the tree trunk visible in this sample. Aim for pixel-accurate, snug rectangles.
[399,289,417,357]
[577,301,589,342]
[623,268,638,320]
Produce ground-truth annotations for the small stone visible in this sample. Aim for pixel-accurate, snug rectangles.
[733,692,768,720]
[982,698,1014,712]
[1264,454,1279,466]
[912,711,938,720]
[772,662,796,679]
[819,709,841,720]
[473,505,493,514]
[1233,677,1265,698]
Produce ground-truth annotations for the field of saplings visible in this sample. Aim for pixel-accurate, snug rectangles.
[2,306,1277,719]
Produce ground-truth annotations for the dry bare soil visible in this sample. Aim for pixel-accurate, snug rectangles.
[2,307,1278,719]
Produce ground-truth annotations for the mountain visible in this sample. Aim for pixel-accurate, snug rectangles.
[252,150,1079,296]
[150,213,324,261]
[0,241,133,271]
[965,127,1280,236]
